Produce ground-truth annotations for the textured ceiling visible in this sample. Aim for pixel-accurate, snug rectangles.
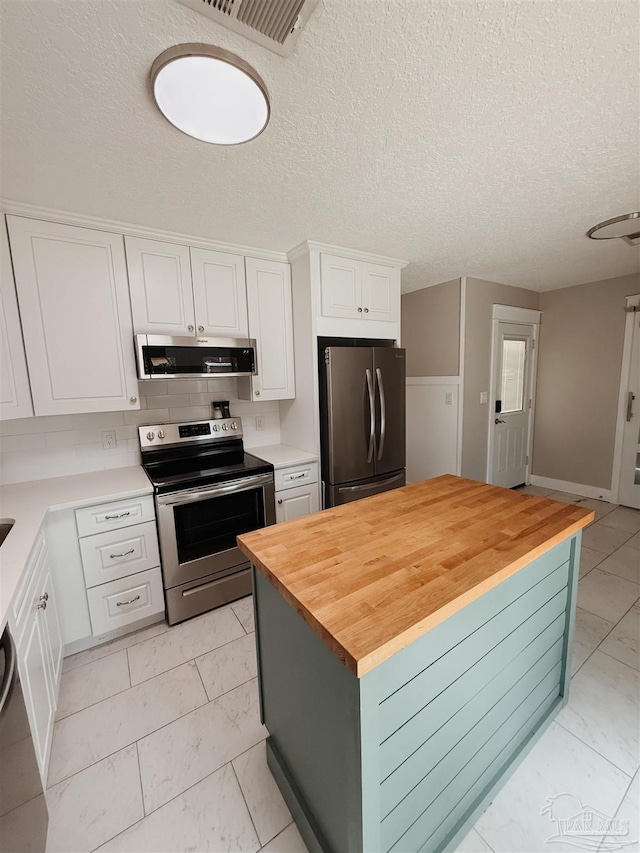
[1,0,638,292]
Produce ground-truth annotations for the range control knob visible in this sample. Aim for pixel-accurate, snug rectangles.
[231,421,238,430]
[157,430,165,439]
[222,424,229,431]
[146,431,155,441]
[212,424,220,432]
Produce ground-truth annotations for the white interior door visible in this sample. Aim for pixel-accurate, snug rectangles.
[489,322,535,488]
[618,308,640,509]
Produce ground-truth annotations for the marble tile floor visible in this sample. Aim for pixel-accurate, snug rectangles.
[45,492,639,853]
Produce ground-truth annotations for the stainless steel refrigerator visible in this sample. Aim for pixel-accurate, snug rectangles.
[320,345,406,507]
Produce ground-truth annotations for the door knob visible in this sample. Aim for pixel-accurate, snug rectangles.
[495,418,506,424]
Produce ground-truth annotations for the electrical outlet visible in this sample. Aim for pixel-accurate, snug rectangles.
[480,391,488,404]
[445,392,453,406]
[255,416,265,431]
[102,430,117,450]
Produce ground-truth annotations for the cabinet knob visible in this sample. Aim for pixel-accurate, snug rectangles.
[187,325,194,332]
[36,594,48,611]
[357,307,363,313]
[255,390,260,396]
[277,499,283,505]
[129,396,137,404]
[198,325,205,333]
[364,307,369,313]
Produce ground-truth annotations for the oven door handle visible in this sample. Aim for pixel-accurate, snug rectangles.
[156,473,274,507]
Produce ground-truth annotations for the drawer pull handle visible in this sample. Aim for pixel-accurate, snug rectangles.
[287,472,306,480]
[116,595,141,607]
[104,511,131,520]
[110,548,135,559]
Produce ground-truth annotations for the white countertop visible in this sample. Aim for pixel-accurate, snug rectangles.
[0,466,152,632]
[247,443,318,470]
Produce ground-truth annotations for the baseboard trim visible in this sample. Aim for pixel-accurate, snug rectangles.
[530,475,613,503]
[266,737,328,853]
[63,613,166,658]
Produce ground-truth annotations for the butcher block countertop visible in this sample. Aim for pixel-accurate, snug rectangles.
[237,475,594,677]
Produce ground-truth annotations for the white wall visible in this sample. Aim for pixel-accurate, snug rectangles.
[0,378,280,485]
[406,379,459,483]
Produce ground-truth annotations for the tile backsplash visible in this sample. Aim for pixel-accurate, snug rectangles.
[0,379,281,485]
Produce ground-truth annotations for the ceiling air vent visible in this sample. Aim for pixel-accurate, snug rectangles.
[174,0,319,56]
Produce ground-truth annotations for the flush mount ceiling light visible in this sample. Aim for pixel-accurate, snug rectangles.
[150,44,270,145]
[587,212,640,246]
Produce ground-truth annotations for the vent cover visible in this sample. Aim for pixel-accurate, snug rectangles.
[174,0,319,56]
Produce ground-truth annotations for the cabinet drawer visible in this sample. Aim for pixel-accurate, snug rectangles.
[80,521,160,588]
[274,461,318,492]
[86,567,164,636]
[75,495,155,537]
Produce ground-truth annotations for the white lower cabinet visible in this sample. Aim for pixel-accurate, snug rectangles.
[274,461,320,523]
[77,495,165,637]
[275,482,320,523]
[86,567,164,635]
[11,532,62,782]
[79,520,160,588]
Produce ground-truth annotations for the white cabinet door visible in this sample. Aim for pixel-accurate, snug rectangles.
[6,217,140,415]
[125,236,195,335]
[15,533,61,780]
[0,218,33,420]
[18,606,54,776]
[190,248,248,337]
[275,483,320,523]
[362,262,399,322]
[242,258,294,401]
[40,557,63,694]
[320,254,362,319]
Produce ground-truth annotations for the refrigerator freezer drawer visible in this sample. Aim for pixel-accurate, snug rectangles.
[329,470,405,506]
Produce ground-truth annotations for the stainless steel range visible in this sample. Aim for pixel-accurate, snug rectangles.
[139,419,275,625]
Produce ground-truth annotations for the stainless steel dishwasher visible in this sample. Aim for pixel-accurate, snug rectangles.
[0,625,48,852]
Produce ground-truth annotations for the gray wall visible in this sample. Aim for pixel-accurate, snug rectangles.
[401,280,461,376]
[462,278,540,482]
[532,273,640,491]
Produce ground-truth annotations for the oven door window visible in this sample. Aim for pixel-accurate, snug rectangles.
[173,488,265,565]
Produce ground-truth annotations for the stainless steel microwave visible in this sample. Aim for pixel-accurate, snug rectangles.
[135,335,257,380]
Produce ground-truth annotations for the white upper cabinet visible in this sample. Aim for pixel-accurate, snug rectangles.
[239,258,294,401]
[190,248,248,337]
[0,218,33,420]
[320,254,361,318]
[125,236,195,335]
[362,262,400,322]
[320,253,399,323]
[7,216,140,415]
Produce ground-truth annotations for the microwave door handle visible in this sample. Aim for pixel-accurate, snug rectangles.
[365,368,375,464]
[376,367,386,461]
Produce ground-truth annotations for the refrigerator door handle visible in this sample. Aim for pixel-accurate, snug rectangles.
[365,368,376,464]
[375,367,386,461]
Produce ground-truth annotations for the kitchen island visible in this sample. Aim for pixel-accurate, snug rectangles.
[237,475,594,853]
